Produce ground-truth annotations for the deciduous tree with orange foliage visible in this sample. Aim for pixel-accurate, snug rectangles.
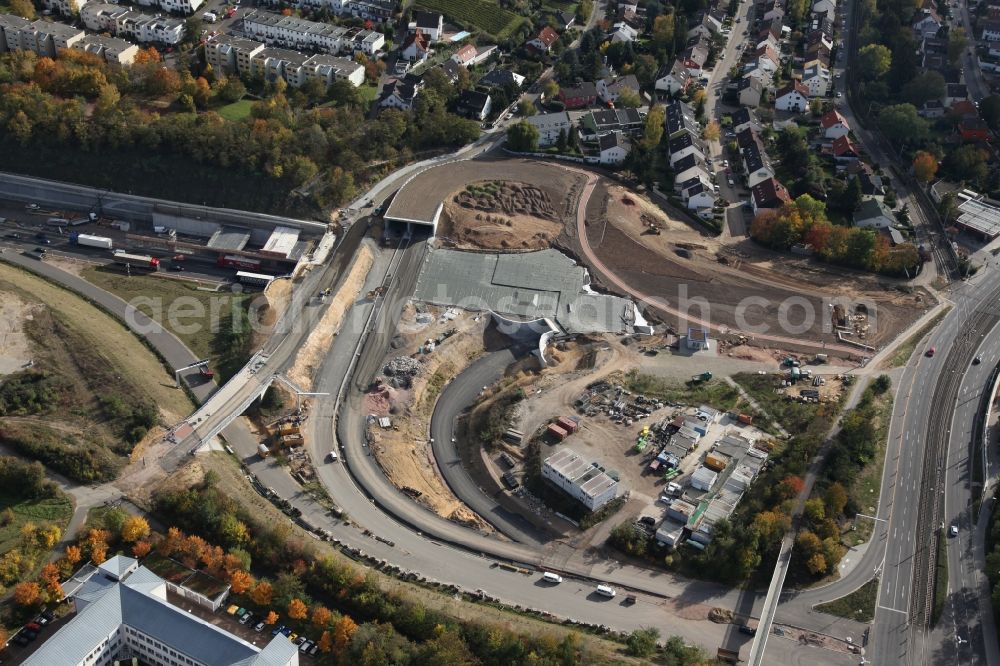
[311,606,332,628]
[913,151,939,183]
[14,581,40,607]
[318,630,332,653]
[265,610,279,625]
[230,570,253,595]
[65,544,82,564]
[288,598,308,620]
[132,541,152,558]
[134,47,161,65]
[333,615,357,652]
[251,581,273,606]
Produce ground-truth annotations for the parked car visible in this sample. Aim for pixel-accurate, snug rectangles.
[739,624,758,636]
[973,356,982,365]
[254,621,266,632]
[271,624,287,636]
[239,612,253,625]
[639,516,656,526]
[26,622,42,632]
[950,524,959,537]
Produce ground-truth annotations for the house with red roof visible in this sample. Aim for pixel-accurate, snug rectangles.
[751,177,792,214]
[832,135,860,161]
[821,109,850,139]
[527,26,559,53]
[400,30,430,63]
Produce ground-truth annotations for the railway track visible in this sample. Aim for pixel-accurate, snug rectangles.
[910,289,1000,625]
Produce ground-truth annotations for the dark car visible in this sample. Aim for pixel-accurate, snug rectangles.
[169,263,185,271]
[13,634,30,646]
[973,356,982,365]
[639,516,656,526]
[40,610,54,622]
[739,624,757,636]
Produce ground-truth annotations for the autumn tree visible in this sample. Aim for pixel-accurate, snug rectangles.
[230,570,253,595]
[251,580,274,606]
[703,120,721,142]
[825,482,848,517]
[91,543,108,564]
[65,545,81,565]
[265,610,279,625]
[780,475,805,499]
[752,511,790,544]
[9,0,35,19]
[318,630,332,653]
[795,530,826,575]
[288,598,308,621]
[651,13,675,54]
[134,47,162,65]
[913,151,939,183]
[14,581,40,607]
[132,540,152,558]
[121,516,150,543]
[312,606,332,628]
[333,615,358,653]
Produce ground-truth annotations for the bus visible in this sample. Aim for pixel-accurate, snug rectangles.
[236,271,275,287]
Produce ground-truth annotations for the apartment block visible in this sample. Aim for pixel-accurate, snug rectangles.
[72,32,139,64]
[264,0,397,22]
[42,0,93,19]
[243,10,383,56]
[135,0,204,14]
[250,47,310,86]
[302,52,364,86]
[0,15,85,56]
[204,33,265,75]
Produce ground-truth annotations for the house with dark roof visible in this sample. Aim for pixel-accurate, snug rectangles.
[685,181,717,211]
[945,82,968,106]
[672,153,711,191]
[378,77,421,110]
[400,29,430,62]
[732,107,754,134]
[913,7,942,38]
[597,74,642,104]
[751,177,791,214]
[668,132,706,165]
[596,131,629,164]
[919,99,946,118]
[558,81,598,109]
[664,99,699,137]
[478,68,526,89]
[409,10,443,41]
[739,76,764,107]
[528,25,559,52]
[23,556,298,666]
[456,90,492,120]
[555,10,576,30]
[983,20,1000,41]
[582,107,644,135]
[857,167,885,199]
[655,60,693,95]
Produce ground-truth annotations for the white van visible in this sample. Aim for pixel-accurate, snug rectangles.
[595,584,616,598]
[203,11,217,22]
[542,572,563,584]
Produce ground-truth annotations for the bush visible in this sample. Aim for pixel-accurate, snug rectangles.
[626,627,660,657]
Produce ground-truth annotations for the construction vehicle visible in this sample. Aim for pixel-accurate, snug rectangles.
[70,233,113,250]
[663,468,680,482]
[690,371,712,383]
[366,286,387,300]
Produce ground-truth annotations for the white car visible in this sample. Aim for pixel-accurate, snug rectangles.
[950,524,959,537]
[542,572,563,584]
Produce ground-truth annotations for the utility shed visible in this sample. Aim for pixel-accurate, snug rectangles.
[655,519,686,547]
[691,466,719,491]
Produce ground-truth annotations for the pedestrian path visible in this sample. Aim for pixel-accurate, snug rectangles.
[723,376,790,438]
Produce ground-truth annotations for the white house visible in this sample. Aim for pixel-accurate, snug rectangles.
[525,111,573,147]
[801,62,830,97]
[400,29,430,62]
[597,132,629,164]
[821,109,850,139]
[775,81,810,112]
[409,10,443,41]
[609,21,638,43]
[378,78,420,110]
[983,21,1000,42]
[673,154,711,190]
[655,60,691,95]
[685,182,716,210]
[597,74,642,104]
[668,132,705,165]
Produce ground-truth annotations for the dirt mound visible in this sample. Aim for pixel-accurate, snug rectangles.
[454,181,557,221]
[709,608,734,624]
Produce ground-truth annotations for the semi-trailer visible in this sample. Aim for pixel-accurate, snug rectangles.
[112,250,159,271]
[70,233,113,250]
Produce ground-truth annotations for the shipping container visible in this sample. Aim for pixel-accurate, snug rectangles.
[258,444,270,458]
[502,429,524,445]
[703,454,728,472]
[738,413,753,425]
[546,424,568,441]
[556,416,578,433]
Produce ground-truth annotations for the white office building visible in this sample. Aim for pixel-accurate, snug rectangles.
[25,555,298,666]
[542,448,620,511]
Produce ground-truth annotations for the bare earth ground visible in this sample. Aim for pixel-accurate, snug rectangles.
[250,277,293,349]
[288,244,374,390]
[0,292,36,375]
[435,180,564,251]
[563,182,931,347]
[365,304,492,530]
[0,262,192,419]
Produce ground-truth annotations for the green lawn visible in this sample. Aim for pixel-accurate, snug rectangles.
[358,84,378,103]
[216,99,254,122]
[815,577,878,622]
[732,373,840,436]
[0,493,73,555]
[81,266,250,369]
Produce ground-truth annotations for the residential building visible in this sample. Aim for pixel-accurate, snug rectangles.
[408,10,442,41]
[945,82,969,107]
[204,34,266,75]
[673,153,711,191]
[72,33,138,64]
[732,107,754,134]
[400,28,430,62]
[664,99,699,138]
[912,7,943,38]
[558,81,598,109]
[739,75,764,107]
[775,81,810,112]
[0,14,32,52]
[23,556,298,666]
[450,42,495,67]
[668,132,705,165]
[555,10,575,30]
[42,0,93,18]
[685,181,716,210]
[26,19,85,57]
[115,11,186,45]
[250,47,309,86]
[750,177,791,214]
[805,39,831,67]
[597,74,642,104]
[157,0,203,13]
[855,165,885,199]
[919,99,946,118]
[527,25,559,52]
[243,11,348,54]
[812,0,837,21]
[832,135,860,161]
[655,60,692,95]
[854,198,895,228]
[581,107,643,135]
[303,53,365,87]
[541,448,619,511]
[596,131,629,164]
[821,109,850,139]
[478,68,525,89]
[456,89,492,120]
[682,38,710,69]
[378,77,421,109]
[609,21,638,42]
[525,111,573,146]
[801,62,830,97]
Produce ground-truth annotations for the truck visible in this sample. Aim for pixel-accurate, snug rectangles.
[691,371,712,383]
[218,254,262,271]
[70,233,113,250]
[257,444,270,458]
[112,251,159,271]
[46,217,70,226]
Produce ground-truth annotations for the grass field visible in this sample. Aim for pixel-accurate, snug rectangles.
[624,371,742,411]
[815,577,878,622]
[81,266,251,368]
[217,99,254,122]
[415,0,526,40]
[0,492,73,556]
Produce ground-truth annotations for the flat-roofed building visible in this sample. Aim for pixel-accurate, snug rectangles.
[250,47,309,87]
[204,33,265,75]
[541,448,620,511]
[303,52,365,86]
[72,33,139,64]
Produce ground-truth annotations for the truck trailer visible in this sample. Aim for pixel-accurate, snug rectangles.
[218,254,262,271]
[70,233,113,250]
[112,251,159,271]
